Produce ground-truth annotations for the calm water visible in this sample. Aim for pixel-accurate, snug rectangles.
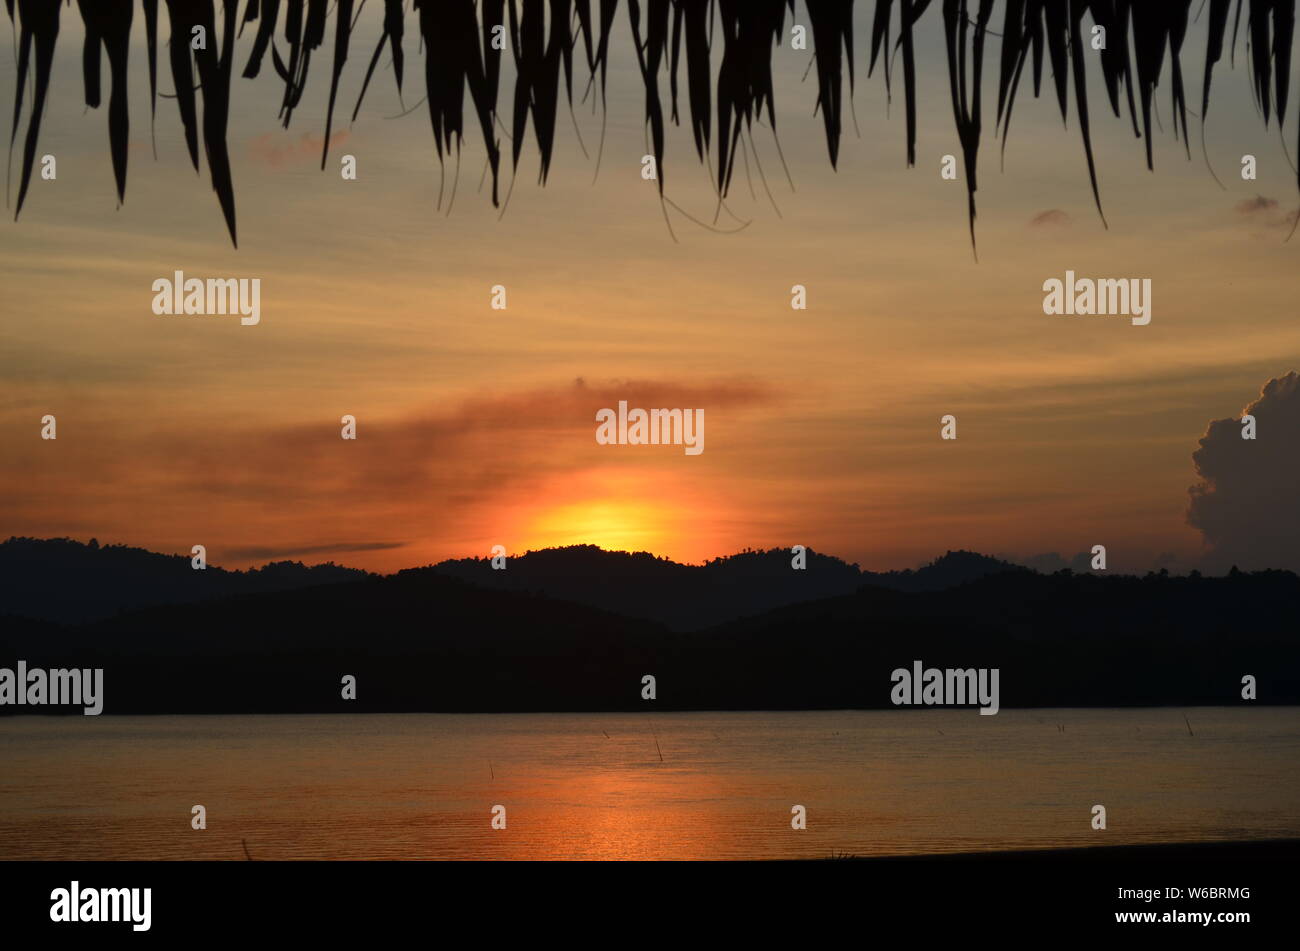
[1,708,1297,860]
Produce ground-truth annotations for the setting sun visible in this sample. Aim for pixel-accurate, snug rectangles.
[529,499,670,553]
[495,468,724,563]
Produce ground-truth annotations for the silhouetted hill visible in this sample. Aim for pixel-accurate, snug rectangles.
[676,568,1300,709]
[0,538,1037,630]
[0,569,673,714]
[859,550,1031,593]
[429,545,873,630]
[2,556,1296,714]
[0,536,371,624]
[428,546,1028,630]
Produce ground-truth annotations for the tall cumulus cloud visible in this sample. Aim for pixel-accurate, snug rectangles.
[1187,372,1300,572]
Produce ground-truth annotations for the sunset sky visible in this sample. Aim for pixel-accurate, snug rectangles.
[3,5,1299,575]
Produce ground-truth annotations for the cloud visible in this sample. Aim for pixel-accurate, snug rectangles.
[1001,550,1095,573]
[1187,372,1300,572]
[0,378,775,569]
[222,541,406,561]
[247,131,351,168]
[230,376,773,497]
[1231,195,1299,232]
[1027,209,1071,228]
[1003,551,1065,572]
[1234,195,1279,215]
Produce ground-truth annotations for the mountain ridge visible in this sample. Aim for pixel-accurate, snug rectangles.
[1,536,1034,629]
[2,538,1297,714]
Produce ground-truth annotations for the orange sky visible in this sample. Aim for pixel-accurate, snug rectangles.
[2,7,1299,574]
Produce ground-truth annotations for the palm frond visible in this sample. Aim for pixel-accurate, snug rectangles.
[5,0,1297,250]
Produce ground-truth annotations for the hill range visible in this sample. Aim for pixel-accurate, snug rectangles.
[1,537,1295,714]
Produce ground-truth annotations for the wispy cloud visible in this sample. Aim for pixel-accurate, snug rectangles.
[0,378,775,569]
[247,131,352,169]
[223,541,406,561]
[1234,195,1279,214]
[1230,195,1299,231]
[1027,209,1071,228]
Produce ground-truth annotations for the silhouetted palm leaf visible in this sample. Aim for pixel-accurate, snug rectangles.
[319,0,353,169]
[4,0,1297,250]
[192,0,239,245]
[11,0,61,221]
[143,0,159,150]
[669,0,711,163]
[162,0,200,170]
[808,0,854,169]
[629,0,671,192]
[75,0,133,203]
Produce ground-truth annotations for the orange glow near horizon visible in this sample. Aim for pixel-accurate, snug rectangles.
[530,499,671,552]
[501,468,729,565]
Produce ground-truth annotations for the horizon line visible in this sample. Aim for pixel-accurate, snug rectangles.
[4,534,1281,581]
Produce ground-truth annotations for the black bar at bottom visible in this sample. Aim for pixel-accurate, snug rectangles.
[4,840,1291,939]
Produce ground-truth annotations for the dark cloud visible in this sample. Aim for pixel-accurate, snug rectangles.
[223,541,406,561]
[1002,550,1097,573]
[237,376,774,498]
[1027,209,1071,228]
[1187,372,1300,572]
[1231,195,1299,231]
[1234,195,1279,215]
[1005,551,1066,572]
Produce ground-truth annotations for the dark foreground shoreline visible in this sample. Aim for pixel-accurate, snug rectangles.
[6,840,1293,940]
[820,838,1300,862]
[6,841,1290,938]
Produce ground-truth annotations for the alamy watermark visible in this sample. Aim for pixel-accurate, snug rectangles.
[152,271,261,325]
[1042,270,1151,325]
[50,882,150,931]
[890,660,1000,715]
[595,400,704,455]
[0,661,103,715]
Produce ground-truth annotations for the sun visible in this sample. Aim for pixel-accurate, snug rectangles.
[528,498,673,554]
[501,467,727,562]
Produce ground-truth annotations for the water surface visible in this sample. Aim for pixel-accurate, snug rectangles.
[1,708,1297,859]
